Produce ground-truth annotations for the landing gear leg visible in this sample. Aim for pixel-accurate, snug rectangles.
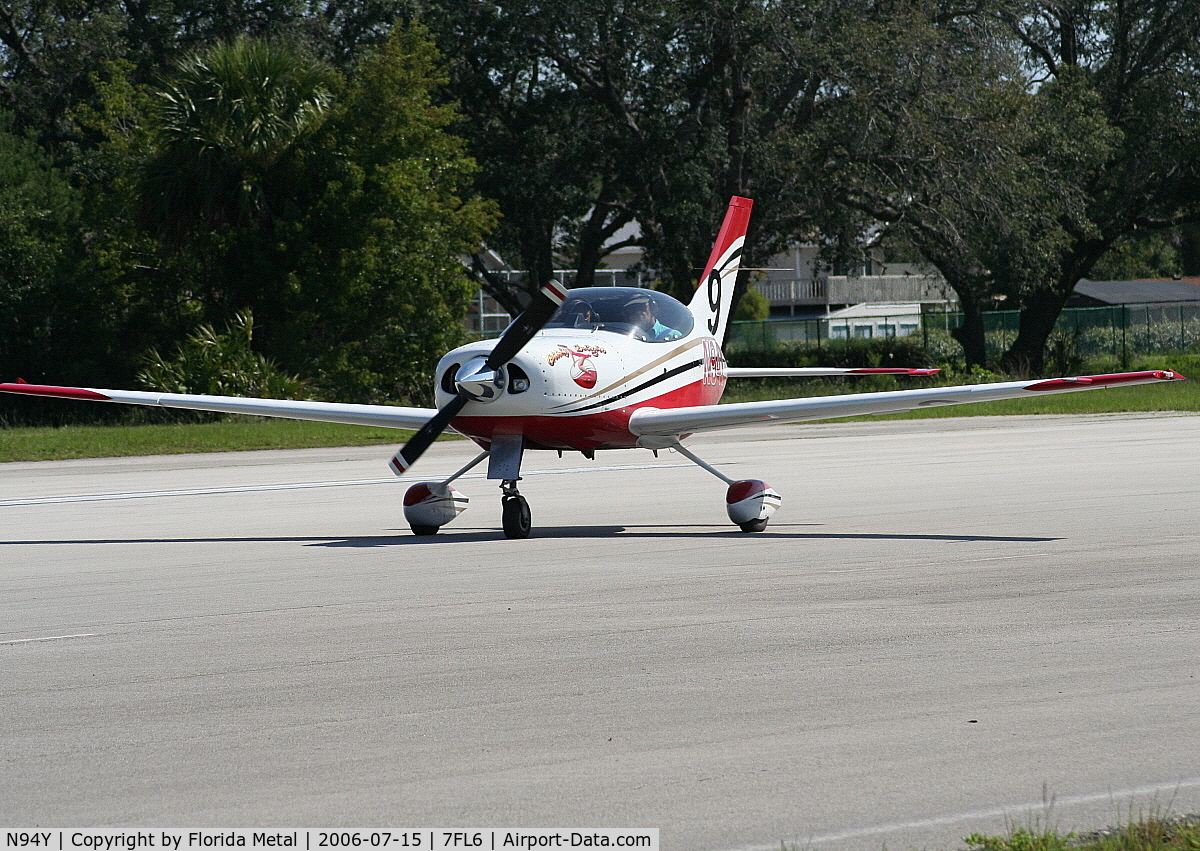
[500,480,531,539]
[666,441,781,533]
[489,435,531,539]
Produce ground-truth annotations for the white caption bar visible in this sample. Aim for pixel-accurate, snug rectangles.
[2,831,658,851]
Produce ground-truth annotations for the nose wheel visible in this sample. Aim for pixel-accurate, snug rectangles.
[501,480,531,539]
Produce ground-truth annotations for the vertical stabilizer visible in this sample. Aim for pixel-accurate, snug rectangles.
[689,196,754,342]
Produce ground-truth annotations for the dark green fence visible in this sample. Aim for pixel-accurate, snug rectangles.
[729,301,1200,363]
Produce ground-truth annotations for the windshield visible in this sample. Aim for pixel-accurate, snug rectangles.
[544,287,695,342]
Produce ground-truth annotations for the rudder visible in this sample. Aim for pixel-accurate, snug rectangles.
[689,196,754,343]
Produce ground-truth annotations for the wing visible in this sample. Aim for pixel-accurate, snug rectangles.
[726,367,940,377]
[629,370,1186,437]
[0,382,438,430]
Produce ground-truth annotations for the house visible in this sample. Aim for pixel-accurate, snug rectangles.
[823,303,925,339]
[755,244,957,314]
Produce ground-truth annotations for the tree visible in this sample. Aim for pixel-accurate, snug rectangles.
[810,6,1118,369]
[424,0,838,313]
[138,34,338,251]
[135,27,494,403]
[804,0,1016,367]
[994,0,1200,372]
[0,109,81,380]
[782,0,1200,375]
[132,34,339,370]
[1,3,503,415]
[280,24,497,402]
[1089,231,1183,280]
[0,0,129,146]
[422,0,639,312]
[0,0,410,150]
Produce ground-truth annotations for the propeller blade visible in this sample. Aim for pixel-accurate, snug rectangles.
[486,280,569,369]
[389,280,568,477]
[389,393,469,475]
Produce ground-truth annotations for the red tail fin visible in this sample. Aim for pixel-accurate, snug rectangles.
[688,196,754,342]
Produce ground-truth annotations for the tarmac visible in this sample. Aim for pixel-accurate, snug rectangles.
[2,413,1198,850]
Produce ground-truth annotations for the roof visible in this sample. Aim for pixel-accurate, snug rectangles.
[1073,278,1200,304]
[825,303,924,319]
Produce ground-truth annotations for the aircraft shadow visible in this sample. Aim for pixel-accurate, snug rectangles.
[0,526,1061,547]
[365,527,1061,545]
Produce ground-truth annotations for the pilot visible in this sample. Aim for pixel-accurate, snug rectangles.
[621,293,681,342]
[562,299,596,328]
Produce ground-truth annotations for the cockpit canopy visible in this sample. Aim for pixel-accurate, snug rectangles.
[544,287,695,342]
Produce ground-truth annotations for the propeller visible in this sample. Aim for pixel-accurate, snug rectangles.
[389,280,569,476]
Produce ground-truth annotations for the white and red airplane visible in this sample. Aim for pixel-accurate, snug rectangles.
[1,197,1186,537]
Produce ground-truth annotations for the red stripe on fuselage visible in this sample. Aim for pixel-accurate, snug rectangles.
[453,379,721,451]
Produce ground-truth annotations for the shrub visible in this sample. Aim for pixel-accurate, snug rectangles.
[138,310,306,401]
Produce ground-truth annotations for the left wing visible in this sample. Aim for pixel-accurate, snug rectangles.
[0,382,438,429]
[630,370,1186,437]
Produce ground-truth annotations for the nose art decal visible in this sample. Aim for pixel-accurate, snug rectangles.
[549,344,606,389]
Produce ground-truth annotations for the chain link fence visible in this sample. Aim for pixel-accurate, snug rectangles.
[729,302,1200,365]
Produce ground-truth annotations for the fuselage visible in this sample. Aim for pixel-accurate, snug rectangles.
[436,289,728,452]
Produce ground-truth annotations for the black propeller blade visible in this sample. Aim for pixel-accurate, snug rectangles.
[389,280,569,475]
[484,280,569,368]
[389,393,468,475]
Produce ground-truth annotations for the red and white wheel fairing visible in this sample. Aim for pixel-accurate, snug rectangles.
[725,479,781,527]
[403,482,468,530]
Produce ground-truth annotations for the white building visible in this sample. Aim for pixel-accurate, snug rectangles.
[822,303,924,339]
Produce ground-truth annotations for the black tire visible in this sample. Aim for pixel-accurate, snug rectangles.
[738,518,768,533]
[502,495,532,539]
[410,524,439,536]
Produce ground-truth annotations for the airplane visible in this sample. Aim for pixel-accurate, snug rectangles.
[0,196,1186,538]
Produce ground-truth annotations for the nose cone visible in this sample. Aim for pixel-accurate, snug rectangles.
[456,357,503,402]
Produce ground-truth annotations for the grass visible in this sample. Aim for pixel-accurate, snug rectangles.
[958,813,1200,850]
[722,354,1200,419]
[776,813,1200,851]
[0,416,414,462]
[723,374,1200,418]
[1,355,1196,463]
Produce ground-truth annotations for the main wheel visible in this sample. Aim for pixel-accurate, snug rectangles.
[501,494,532,539]
[738,518,769,533]
[410,524,439,536]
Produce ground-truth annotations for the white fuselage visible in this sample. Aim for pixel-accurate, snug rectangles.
[436,327,728,451]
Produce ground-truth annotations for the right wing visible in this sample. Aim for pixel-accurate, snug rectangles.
[630,370,1186,437]
[0,382,438,430]
[725,367,940,377]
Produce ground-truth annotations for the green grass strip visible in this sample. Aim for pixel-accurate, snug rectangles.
[723,355,1200,419]
[0,417,415,462]
[960,812,1200,850]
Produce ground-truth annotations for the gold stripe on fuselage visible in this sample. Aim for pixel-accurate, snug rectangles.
[548,337,710,412]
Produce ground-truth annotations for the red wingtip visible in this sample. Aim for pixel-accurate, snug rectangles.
[0,382,112,401]
[16,377,29,384]
[1026,370,1186,392]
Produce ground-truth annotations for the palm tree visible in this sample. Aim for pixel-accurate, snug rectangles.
[139,35,338,244]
